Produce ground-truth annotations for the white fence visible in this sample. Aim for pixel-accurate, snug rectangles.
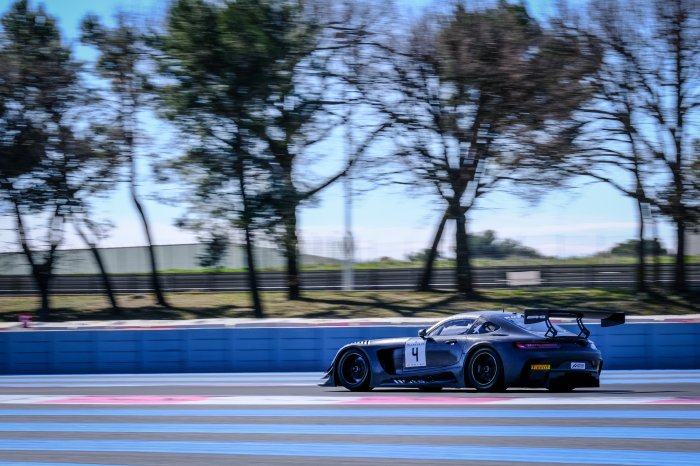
[0,243,337,275]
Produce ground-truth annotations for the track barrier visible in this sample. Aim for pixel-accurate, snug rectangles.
[1,319,699,374]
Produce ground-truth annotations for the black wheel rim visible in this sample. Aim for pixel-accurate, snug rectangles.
[340,352,368,386]
[471,352,497,387]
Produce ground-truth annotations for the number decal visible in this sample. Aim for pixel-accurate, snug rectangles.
[405,338,426,368]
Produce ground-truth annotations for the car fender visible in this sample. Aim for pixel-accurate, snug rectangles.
[462,342,513,388]
[320,344,355,387]
[330,345,376,388]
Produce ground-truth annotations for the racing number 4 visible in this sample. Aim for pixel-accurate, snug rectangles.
[405,338,426,368]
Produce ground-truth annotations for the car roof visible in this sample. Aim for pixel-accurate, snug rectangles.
[447,310,518,320]
[434,310,520,326]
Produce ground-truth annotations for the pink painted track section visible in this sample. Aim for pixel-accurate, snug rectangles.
[0,395,698,405]
[43,395,211,404]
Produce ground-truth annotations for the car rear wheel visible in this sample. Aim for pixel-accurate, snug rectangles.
[337,349,372,391]
[467,347,504,392]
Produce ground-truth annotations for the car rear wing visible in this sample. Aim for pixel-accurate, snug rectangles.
[523,309,625,339]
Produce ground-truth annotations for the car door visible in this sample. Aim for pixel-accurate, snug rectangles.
[401,319,473,373]
[425,334,463,367]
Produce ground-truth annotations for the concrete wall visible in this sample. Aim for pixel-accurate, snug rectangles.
[688,230,700,256]
[1,322,699,375]
[0,243,337,275]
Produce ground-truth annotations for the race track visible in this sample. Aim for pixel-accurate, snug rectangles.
[0,371,698,466]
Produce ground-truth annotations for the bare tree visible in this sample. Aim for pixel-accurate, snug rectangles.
[385,3,599,293]
[568,0,700,292]
[0,1,103,318]
[81,13,170,307]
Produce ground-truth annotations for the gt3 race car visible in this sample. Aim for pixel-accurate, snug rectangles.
[321,309,624,392]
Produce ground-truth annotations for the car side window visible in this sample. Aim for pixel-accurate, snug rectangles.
[433,319,474,336]
[471,321,500,334]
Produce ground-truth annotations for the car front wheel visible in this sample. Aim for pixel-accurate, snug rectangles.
[337,349,372,391]
[467,347,505,392]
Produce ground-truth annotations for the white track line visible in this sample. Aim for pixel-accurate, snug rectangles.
[0,395,698,405]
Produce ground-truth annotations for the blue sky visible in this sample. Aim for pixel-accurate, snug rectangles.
[0,0,674,259]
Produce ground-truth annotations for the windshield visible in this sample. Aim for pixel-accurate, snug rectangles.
[428,318,476,336]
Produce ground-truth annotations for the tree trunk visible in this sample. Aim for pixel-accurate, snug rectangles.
[653,235,661,286]
[14,203,56,321]
[243,222,264,318]
[125,110,167,307]
[33,268,51,321]
[237,158,264,318]
[283,205,301,300]
[635,200,646,293]
[276,152,302,301]
[26,258,54,321]
[670,11,686,294]
[674,219,686,293]
[418,208,449,292]
[74,221,120,312]
[37,277,50,321]
[130,189,169,307]
[454,207,473,295]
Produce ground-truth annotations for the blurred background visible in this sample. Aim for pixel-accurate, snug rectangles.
[0,0,698,318]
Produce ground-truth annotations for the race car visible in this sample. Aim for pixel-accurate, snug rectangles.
[320,309,624,392]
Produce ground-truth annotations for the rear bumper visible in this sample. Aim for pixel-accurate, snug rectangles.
[508,347,603,389]
[547,369,600,388]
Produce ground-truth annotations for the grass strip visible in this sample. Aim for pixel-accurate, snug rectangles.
[1,288,697,321]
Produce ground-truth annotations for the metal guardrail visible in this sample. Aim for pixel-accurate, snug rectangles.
[0,264,698,294]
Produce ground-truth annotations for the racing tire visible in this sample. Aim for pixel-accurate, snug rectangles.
[336,349,373,392]
[466,347,505,392]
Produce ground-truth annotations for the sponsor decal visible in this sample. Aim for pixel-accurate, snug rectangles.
[571,362,586,370]
[531,364,551,371]
[404,338,427,368]
[392,378,428,385]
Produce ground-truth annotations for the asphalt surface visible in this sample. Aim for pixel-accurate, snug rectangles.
[0,371,698,466]
[2,264,699,294]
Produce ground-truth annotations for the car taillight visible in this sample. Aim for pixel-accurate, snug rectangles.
[515,342,560,349]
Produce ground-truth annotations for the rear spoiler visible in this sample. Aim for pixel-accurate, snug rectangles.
[523,309,625,339]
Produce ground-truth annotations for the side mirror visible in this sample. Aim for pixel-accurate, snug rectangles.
[418,328,427,339]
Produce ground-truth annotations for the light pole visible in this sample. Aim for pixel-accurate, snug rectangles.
[342,109,354,291]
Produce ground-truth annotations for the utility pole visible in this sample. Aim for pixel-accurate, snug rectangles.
[342,109,354,291]
[340,12,358,292]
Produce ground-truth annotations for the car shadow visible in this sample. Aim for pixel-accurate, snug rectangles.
[322,388,686,395]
